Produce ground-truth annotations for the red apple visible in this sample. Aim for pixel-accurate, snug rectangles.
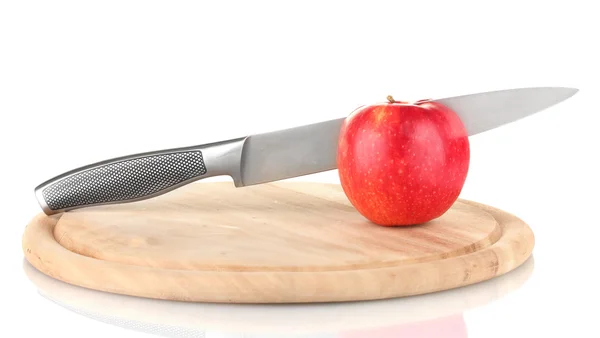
[337,96,470,226]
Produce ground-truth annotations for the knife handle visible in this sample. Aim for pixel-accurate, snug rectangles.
[34,137,248,215]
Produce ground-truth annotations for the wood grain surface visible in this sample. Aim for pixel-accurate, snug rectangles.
[22,181,534,303]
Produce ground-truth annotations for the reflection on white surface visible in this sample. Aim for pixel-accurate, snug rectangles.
[23,257,534,337]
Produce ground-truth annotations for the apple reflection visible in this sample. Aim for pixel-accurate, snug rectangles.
[23,256,533,337]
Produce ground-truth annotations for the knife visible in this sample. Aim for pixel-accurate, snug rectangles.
[34,87,578,215]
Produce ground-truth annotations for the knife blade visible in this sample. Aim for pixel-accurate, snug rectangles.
[34,86,577,215]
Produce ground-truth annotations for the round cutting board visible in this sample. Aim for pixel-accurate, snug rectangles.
[22,181,534,303]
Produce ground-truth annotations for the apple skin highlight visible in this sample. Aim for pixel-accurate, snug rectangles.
[337,98,470,226]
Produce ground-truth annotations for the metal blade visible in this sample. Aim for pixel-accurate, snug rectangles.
[240,118,345,186]
[239,86,577,186]
[434,87,578,136]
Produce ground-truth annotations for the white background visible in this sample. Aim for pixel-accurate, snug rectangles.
[1,1,598,337]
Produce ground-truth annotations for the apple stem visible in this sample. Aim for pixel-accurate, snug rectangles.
[387,95,395,103]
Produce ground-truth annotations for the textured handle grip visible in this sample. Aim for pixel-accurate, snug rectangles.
[37,150,207,213]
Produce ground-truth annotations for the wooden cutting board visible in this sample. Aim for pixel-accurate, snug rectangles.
[22,181,534,303]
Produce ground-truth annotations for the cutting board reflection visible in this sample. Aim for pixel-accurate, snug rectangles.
[22,182,534,303]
